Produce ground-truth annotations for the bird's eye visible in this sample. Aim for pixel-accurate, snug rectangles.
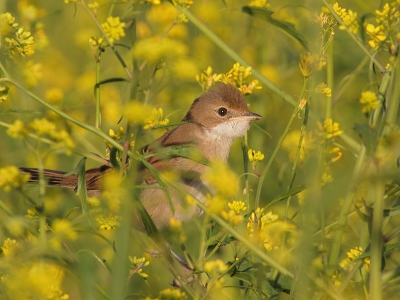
[217,107,228,117]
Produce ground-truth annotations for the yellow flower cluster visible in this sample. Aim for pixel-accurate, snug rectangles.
[133,37,188,62]
[101,16,126,44]
[204,259,228,275]
[248,149,265,165]
[247,208,295,251]
[172,0,194,23]
[359,90,379,113]
[228,200,247,215]
[105,127,135,160]
[7,118,74,153]
[50,219,78,249]
[129,256,150,278]
[143,108,170,130]
[249,0,271,9]
[0,238,17,256]
[196,66,223,91]
[331,2,359,34]
[339,246,370,272]
[221,200,247,226]
[1,12,35,57]
[0,166,31,192]
[299,52,326,77]
[375,2,400,29]
[96,215,120,230]
[318,118,344,140]
[143,288,188,300]
[314,82,332,98]
[196,63,261,95]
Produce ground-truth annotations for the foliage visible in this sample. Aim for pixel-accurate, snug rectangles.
[1,0,400,299]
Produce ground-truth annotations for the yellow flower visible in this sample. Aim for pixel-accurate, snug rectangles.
[101,16,126,44]
[1,238,17,256]
[6,119,28,139]
[158,288,188,300]
[52,219,78,241]
[204,259,228,275]
[124,101,153,124]
[365,23,386,49]
[96,215,120,230]
[204,160,239,196]
[248,149,265,165]
[143,108,170,130]
[314,82,332,98]
[129,256,150,278]
[319,118,343,140]
[196,66,223,90]
[45,87,64,104]
[23,61,42,87]
[228,200,247,214]
[4,26,35,57]
[359,90,379,113]
[299,52,326,77]
[0,166,30,192]
[321,172,333,187]
[132,37,188,62]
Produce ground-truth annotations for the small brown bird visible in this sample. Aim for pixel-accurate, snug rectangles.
[21,83,262,230]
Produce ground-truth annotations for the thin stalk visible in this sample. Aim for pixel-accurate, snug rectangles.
[383,55,400,135]
[370,168,384,300]
[328,145,367,272]
[95,59,101,128]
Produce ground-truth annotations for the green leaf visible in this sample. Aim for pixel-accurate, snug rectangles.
[242,6,309,50]
[265,184,304,209]
[0,108,41,115]
[66,157,94,227]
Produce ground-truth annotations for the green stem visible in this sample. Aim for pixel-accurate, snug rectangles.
[383,55,400,135]
[95,59,101,128]
[328,145,367,272]
[254,93,304,209]
[370,167,384,300]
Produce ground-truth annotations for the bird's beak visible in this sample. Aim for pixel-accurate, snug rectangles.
[232,111,262,121]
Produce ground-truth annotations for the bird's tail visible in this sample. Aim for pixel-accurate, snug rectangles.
[19,167,78,189]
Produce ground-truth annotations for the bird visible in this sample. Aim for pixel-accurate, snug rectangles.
[20,83,262,230]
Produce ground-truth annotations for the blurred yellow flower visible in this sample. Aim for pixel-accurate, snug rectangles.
[359,90,379,113]
[132,37,188,62]
[319,118,343,140]
[157,288,188,300]
[299,52,326,77]
[45,87,64,103]
[0,166,30,192]
[96,215,120,230]
[23,61,42,87]
[52,219,78,241]
[1,238,17,256]
[204,160,239,196]
[204,259,228,275]
[124,101,153,124]
[314,82,332,98]
[101,16,126,44]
